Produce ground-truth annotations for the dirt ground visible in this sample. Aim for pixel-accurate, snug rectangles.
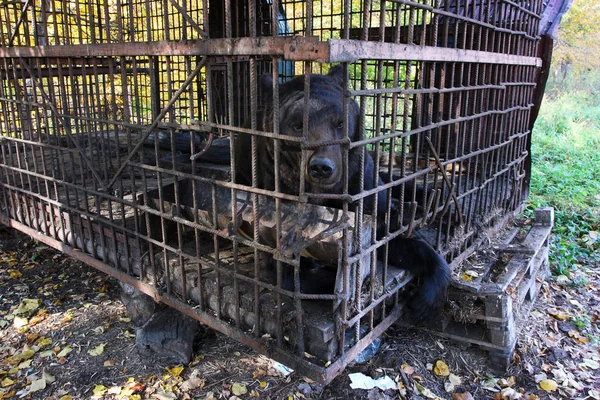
[0,228,598,400]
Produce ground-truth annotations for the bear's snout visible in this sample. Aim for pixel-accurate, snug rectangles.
[308,156,335,180]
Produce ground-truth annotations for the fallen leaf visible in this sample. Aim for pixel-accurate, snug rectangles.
[445,380,455,392]
[28,378,46,393]
[579,359,599,370]
[42,368,56,383]
[252,369,267,379]
[415,382,438,399]
[464,270,479,278]
[180,377,206,391]
[1,378,14,387]
[498,376,516,387]
[13,299,41,316]
[231,383,248,396]
[13,316,28,328]
[104,360,116,367]
[58,396,73,400]
[92,385,108,396]
[13,347,35,361]
[57,346,72,358]
[452,393,474,400]
[87,343,105,356]
[401,363,415,375]
[259,381,267,388]
[500,387,522,399]
[91,326,106,335]
[449,373,461,386]
[36,337,53,348]
[569,330,591,344]
[434,360,450,376]
[9,270,22,279]
[165,365,184,378]
[548,310,568,321]
[107,386,121,395]
[539,379,558,392]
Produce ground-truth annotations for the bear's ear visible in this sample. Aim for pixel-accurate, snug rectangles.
[327,64,346,87]
[261,73,274,93]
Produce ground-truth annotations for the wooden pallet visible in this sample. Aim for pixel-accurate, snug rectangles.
[424,208,553,369]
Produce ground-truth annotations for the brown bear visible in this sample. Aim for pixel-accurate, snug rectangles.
[234,65,450,321]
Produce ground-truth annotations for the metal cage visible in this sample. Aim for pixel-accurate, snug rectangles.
[0,0,545,382]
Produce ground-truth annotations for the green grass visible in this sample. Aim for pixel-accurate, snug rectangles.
[527,71,600,276]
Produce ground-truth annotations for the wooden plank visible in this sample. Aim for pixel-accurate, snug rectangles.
[500,224,552,255]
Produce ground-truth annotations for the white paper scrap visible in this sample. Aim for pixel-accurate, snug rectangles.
[349,373,397,390]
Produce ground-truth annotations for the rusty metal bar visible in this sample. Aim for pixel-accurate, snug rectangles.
[7,0,31,46]
[329,39,541,65]
[105,57,207,190]
[0,37,326,60]
[0,37,542,67]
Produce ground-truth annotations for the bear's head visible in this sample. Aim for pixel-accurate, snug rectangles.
[260,65,361,195]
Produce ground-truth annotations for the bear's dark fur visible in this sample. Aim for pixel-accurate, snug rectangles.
[234,66,450,321]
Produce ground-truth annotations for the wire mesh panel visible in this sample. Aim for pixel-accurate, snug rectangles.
[0,0,544,382]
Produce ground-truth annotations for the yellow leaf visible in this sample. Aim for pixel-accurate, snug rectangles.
[569,330,591,344]
[165,365,184,377]
[58,396,73,400]
[434,360,450,376]
[232,383,248,396]
[57,346,72,358]
[259,381,267,388]
[548,311,568,321]
[1,377,14,387]
[129,395,142,400]
[88,343,105,356]
[13,299,41,315]
[93,385,108,396]
[104,360,116,367]
[18,359,32,369]
[9,270,22,279]
[461,273,473,282]
[37,337,53,348]
[539,379,558,391]
[13,347,35,361]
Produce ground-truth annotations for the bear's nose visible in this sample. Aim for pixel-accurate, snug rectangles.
[308,157,335,179]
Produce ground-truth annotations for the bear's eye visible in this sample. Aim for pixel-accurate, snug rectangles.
[291,122,303,132]
[336,120,344,129]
